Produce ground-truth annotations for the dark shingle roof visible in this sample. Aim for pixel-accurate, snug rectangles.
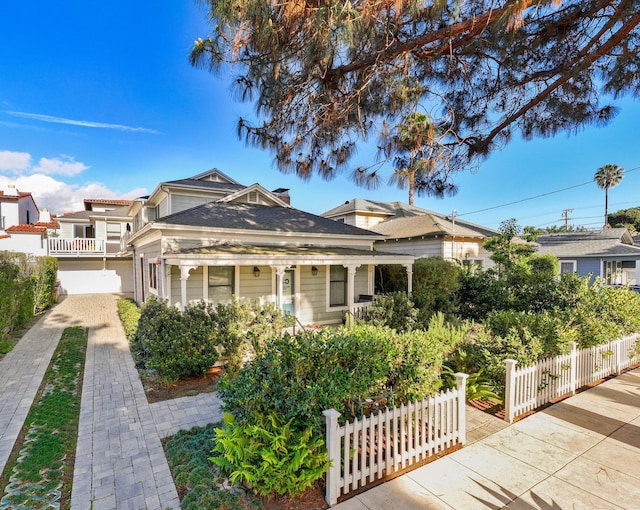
[158,202,382,236]
[536,228,640,258]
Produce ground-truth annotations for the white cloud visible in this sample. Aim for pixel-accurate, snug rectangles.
[0,150,31,171]
[0,151,147,215]
[4,111,158,134]
[34,156,89,177]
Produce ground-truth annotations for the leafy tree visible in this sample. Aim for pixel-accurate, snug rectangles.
[191,0,640,189]
[594,163,624,227]
[482,219,537,274]
[608,207,640,235]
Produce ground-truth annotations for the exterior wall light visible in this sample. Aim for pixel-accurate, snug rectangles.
[311,266,318,276]
[253,266,261,277]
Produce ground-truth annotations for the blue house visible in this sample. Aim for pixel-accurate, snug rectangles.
[536,228,640,286]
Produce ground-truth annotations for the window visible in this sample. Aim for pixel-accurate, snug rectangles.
[329,265,347,307]
[107,222,121,240]
[559,260,577,275]
[148,262,158,291]
[604,260,636,285]
[208,266,234,304]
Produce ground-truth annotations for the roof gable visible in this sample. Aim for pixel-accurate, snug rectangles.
[189,168,240,185]
[216,183,291,208]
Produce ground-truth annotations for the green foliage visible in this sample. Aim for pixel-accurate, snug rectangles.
[0,339,13,354]
[361,292,417,332]
[374,264,407,294]
[441,366,500,403]
[0,252,36,339]
[32,256,58,313]
[134,297,293,381]
[165,423,260,510]
[608,207,640,235]
[221,322,459,437]
[410,257,460,322]
[455,270,510,321]
[116,298,141,342]
[211,412,329,497]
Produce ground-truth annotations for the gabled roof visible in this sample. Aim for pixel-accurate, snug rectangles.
[35,221,60,229]
[189,168,240,184]
[6,224,46,234]
[536,228,640,258]
[156,201,382,237]
[216,183,291,208]
[162,178,246,193]
[84,198,133,209]
[0,190,32,201]
[371,213,498,239]
[322,198,430,218]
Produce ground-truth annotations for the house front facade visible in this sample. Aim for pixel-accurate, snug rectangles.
[536,228,640,286]
[322,199,497,269]
[126,170,415,325]
[52,199,134,295]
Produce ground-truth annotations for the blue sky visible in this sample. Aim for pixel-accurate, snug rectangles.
[1,1,639,230]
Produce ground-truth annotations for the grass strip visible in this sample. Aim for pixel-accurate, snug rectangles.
[0,326,87,510]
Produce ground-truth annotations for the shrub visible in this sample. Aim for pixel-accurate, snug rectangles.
[135,298,219,381]
[411,257,460,322]
[361,292,418,332]
[0,252,36,338]
[32,256,58,313]
[117,298,141,342]
[0,339,13,354]
[211,412,329,497]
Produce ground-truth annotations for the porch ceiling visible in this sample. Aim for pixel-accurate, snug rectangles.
[163,243,414,266]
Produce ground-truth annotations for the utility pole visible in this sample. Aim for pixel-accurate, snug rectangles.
[561,209,573,230]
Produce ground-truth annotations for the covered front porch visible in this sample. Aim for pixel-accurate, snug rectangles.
[157,245,414,326]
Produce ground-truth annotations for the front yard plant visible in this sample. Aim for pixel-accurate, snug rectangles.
[0,326,87,509]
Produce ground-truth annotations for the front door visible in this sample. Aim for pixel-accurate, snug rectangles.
[282,269,295,316]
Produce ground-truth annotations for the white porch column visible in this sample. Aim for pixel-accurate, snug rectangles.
[179,265,197,311]
[345,264,359,314]
[274,266,286,311]
[404,263,413,295]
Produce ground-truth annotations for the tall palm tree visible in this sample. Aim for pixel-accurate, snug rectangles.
[594,164,624,227]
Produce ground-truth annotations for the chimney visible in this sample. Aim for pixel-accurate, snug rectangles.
[5,184,18,196]
[272,188,290,205]
[39,208,52,223]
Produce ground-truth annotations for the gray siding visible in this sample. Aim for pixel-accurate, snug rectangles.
[375,238,441,258]
[170,265,204,306]
[171,193,222,215]
[238,266,273,303]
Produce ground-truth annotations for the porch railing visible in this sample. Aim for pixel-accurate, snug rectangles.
[48,237,106,256]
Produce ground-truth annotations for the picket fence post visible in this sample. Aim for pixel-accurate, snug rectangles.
[323,408,341,507]
[569,341,577,395]
[455,372,468,444]
[504,359,517,423]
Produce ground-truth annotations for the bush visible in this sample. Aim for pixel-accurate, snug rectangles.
[361,292,418,332]
[117,298,141,342]
[211,412,329,497]
[32,256,58,313]
[411,257,460,322]
[135,298,220,381]
[0,252,36,338]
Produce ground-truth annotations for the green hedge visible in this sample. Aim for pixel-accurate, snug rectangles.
[0,252,57,340]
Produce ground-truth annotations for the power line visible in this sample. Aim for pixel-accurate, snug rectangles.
[457,165,640,219]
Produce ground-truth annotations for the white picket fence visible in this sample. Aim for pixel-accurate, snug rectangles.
[504,334,640,423]
[323,373,467,507]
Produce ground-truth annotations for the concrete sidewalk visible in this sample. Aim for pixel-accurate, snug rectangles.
[334,367,640,509]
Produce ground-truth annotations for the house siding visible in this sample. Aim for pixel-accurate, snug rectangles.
[375,238,442,258]
[239,265,274,303]
[170,265,204,307]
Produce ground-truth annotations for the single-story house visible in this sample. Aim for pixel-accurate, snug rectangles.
[126,170,414,325]
[322,199,498,268]
[536,228,640,285]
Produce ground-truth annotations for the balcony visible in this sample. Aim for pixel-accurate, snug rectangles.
[48,237,106,256]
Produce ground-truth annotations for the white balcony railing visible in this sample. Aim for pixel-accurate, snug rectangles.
[48,237,106,256]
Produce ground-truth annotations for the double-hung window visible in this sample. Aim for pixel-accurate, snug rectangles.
[329,265,347,307]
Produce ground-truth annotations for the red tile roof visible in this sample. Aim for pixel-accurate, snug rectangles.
[36,221,60,228]
[6,224,47,234]
[0,234,10,240]
[0,191,32,200]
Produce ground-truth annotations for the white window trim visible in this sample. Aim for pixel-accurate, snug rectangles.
[148,261,159,296]
[559,260,577,275]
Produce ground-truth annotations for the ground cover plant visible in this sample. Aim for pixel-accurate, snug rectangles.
[0,326,87,509]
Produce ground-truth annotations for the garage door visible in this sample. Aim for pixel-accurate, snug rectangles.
[57,259,134,295]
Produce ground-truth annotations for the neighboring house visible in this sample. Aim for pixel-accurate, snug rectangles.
[322,199,498,268]
[52,198,134,295]
[125,169,414,325]
[536,228,640,286]
[0,185,55,256]
[0,185,39,230]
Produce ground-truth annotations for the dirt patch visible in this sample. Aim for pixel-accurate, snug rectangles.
[142,369,222,403]
[260,486,328,510]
